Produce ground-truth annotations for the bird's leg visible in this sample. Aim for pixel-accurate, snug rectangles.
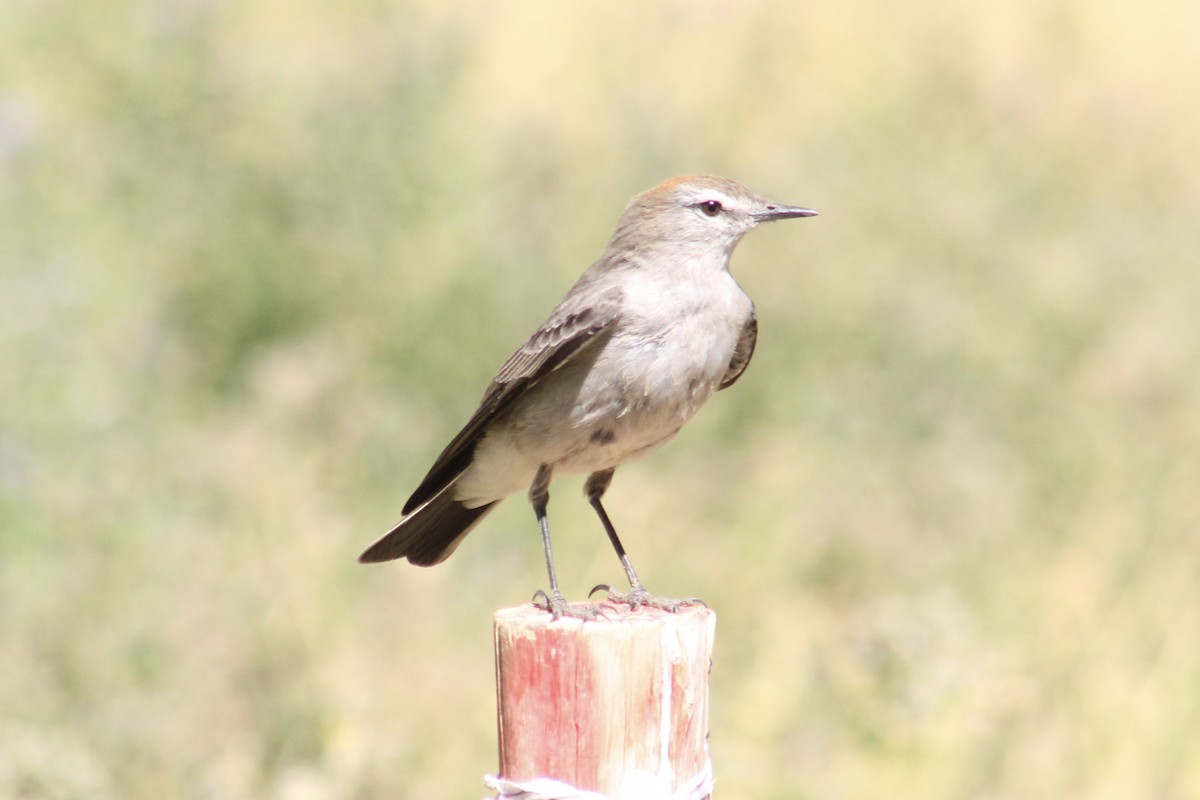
[529,465,605,621]
[584,469,644,590]
[584,469,705,613]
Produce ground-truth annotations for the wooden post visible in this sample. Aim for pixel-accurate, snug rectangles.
[492,603,715,799]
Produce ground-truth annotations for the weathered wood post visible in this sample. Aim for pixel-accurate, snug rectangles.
[490,603,716,799]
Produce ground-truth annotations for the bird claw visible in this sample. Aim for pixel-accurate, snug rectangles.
[589,584,706,613]
[531,589,610,621]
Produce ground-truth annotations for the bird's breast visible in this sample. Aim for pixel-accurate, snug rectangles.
[556,278,752,463]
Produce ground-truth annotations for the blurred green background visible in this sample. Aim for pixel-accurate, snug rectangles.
[3,0,1199,797]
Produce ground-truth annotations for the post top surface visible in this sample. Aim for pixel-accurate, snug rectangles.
[493,603,715,630]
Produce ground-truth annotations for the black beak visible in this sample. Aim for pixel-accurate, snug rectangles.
[754,203,819,222]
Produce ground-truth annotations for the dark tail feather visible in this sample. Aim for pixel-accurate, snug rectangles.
[359,487,498,566]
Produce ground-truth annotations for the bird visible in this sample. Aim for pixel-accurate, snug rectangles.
[359,175,817,619]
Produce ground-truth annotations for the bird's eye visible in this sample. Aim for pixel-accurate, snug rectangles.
[700,200,722,216]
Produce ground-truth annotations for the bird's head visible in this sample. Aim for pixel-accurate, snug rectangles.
[610,175,817,265]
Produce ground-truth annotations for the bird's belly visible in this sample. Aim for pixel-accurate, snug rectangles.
[456,306,745,505]
[527,319,736,469]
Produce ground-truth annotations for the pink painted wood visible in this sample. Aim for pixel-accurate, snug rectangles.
[494,604,715,799]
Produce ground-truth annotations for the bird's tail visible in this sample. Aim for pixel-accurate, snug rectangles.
[359,486,498,566]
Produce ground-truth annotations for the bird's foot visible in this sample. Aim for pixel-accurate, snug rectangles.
[589,584,707,613]
[532,589,610,622]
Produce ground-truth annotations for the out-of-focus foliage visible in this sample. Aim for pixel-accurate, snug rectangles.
[3,0,1199,797]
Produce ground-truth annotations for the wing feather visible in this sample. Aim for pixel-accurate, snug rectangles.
[718,311,757,391]
[402,288,622,513]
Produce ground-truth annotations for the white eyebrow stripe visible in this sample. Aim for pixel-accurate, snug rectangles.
[683,189,738,207]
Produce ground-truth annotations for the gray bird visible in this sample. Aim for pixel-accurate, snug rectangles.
[360,175,817,619]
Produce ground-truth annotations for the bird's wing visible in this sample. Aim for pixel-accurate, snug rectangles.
[718,311,757,391]
[402,288,623,514]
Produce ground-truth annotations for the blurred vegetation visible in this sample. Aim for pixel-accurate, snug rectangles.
[3,0,1199,797]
